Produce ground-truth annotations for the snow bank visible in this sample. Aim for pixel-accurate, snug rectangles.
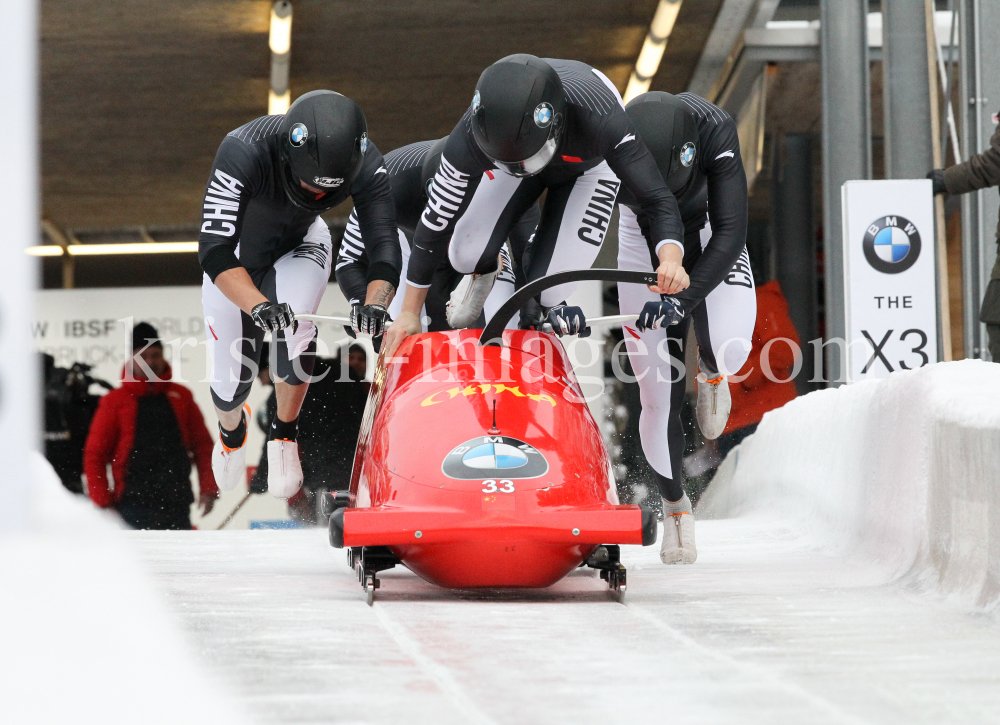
[699,360,1000,611]
[0,454,243,724]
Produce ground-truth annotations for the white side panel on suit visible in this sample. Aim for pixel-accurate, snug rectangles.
[393,229,429,332]
[616,205,756,479]
[537,160,620,307]
[449,170,522,274]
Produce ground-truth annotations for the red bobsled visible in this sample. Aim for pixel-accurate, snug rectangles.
[326,271,659,603]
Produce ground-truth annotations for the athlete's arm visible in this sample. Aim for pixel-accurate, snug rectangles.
[196,136,273,312]
[675,115,748,309]
[383,284,427,357]
[650,243,690,294]
[405,117,487,288]
[334,210,371,306]
[351,143,402,295]
[214,268,269,312]
[198,137,262,291]
[603,114,685,253]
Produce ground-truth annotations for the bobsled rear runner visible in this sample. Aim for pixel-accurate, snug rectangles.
[327,328,656,598]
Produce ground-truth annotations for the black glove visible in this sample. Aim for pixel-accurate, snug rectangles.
[635,297,685,332]
[544,304,590,337]
[351,304,391,337]
[250,301,296,333]
[927,169,947,196]
[518,297,544,330]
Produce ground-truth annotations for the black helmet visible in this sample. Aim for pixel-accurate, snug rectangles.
[420,137,448,198]
[278,90,369,213]
[471,55,566,177]
[625,92,699,194]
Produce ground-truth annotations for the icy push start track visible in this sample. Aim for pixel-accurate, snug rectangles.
[136,523,1000,725]
[131,361,1000,724]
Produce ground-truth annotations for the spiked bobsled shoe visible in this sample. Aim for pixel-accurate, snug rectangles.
[267,439,303,500]
[212,404,251,492]
[446,254,501,329]
[660,493,697,564]
[696,370,731,440]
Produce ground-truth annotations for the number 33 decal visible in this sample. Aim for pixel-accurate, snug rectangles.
[482,480,515,493]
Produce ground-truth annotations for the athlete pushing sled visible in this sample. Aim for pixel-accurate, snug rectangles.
[199,91,400,500]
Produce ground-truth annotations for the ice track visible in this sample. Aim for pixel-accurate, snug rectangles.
[135,522,1000,725]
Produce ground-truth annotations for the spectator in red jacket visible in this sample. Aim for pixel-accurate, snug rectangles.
[716,280,800,458]
[84,322,218,529]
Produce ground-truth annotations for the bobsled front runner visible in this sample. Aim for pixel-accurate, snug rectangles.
[328,328,655,596]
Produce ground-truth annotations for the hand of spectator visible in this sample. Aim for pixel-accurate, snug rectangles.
[199,491,217,515]
[927,169,947,195]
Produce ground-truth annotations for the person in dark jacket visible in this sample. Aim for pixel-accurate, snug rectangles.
[929,114,1000,360]
[84,323,218,529]
[250,343,370,523]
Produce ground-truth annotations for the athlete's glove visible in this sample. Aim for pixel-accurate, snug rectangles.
[544,304,591,338]
[635,297,685,332]
[926,168,947,195]
[351,304,391,338]
[250,301,297,333]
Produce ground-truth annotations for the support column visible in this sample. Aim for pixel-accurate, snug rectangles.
[882,0,935,178]
[820,0,870,386]
[0,0,37,534]
[774,134,816,394]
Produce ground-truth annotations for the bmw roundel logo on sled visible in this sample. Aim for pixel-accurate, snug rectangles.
[863,215,921,274]
[442,436,549,480]
[289,123,308,147]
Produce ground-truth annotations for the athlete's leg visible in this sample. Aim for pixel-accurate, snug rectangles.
[526,161,621,307]
[617,207,687,494]
[267,217,333,421]
[688,223,756,440]
[483,244,519,328]
[690,223,756,377]
[448,171,543,275]
[618,206,696,563]
[202,260,263,491]
[258,218,334,499]
[447,171,544,326]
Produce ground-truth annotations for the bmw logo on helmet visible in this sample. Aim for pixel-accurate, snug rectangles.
[472,90,481,114]
[862,215,921,274]
[534,102,554,128]
[442,436,549,480]
[680,142,696,168]
[360,132,368,155]
[289,123,308,147]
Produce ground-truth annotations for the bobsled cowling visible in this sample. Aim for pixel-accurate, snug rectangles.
[339,329,649,589]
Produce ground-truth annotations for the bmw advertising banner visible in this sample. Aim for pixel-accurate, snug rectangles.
[842,179,938,382]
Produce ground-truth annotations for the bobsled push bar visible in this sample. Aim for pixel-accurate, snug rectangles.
[478,268,658,346]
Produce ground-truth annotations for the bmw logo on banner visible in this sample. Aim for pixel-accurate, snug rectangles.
[862,215,921,274]
[442,436,549,480]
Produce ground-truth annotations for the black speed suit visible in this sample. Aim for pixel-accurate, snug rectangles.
[336,139,539,329]
[405,59,684,309]
[197,115,399,410]
[617,93,756,501]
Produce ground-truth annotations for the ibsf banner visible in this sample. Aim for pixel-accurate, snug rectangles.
[842,179,938,382]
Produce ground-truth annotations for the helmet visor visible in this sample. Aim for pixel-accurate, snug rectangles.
[484,130,560,178]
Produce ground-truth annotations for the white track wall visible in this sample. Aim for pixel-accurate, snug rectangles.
[700,360,1000,611]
